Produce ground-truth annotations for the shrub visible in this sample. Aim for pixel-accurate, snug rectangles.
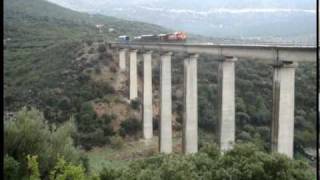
[76,130,107,150]
[4,107,82,178]
[75,103,115,150]
[110,135,124,149]
[94,66,102,74]
[100,114,115,136]
[88,48,95,54]
[85,40,93,46]
[77,51,84,57]
[110,64,117,73]
[98,53,107,61]
[130,99,140,110]
[97,44,106,53]
[97,39,104,43]
[27,155,40,180]
[4,155,20,180]
[119,117,141,137]
[57,96,72,110]
[99,167,122,180]
[78,73,90,82]
[49,157,86,180]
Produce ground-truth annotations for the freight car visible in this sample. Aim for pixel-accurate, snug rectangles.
[140,34,160,42]
[118,35,130,43]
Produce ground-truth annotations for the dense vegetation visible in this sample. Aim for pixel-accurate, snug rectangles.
[4,0,316,179]
[4,107,86,179]
[4,0,163,150]
[4,108,315,179]
[98,143,314,180]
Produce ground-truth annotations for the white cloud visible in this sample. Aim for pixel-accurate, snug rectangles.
[139,6,315,16]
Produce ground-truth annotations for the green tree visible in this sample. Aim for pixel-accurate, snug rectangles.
[75,103,115,149]
[4,155,20,180]
[4,107,82,178]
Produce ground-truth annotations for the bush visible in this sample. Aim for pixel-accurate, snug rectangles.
[4,107,82,178]
[130,99,140,110]
[85,40,93,46]
[27,155,40,180]
[77,130,108,150]
[75,103,115,150]
[97,44,106,53]
[110,135,124,149]
[49,157,86,180]
[99,167,122,180]
[77,51,85,57]
[98,53,107,61]
[97,39,104,43]
[119,117,141,137]
[4,155,20,180]
[94,66,101,74]
[88,48,95,54]
[110,64,117,73]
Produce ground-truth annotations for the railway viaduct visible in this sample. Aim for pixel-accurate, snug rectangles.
[108,42,316,158]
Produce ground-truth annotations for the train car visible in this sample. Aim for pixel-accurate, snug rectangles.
[133,36,142,41]
[140,34,160,42]
[118,35,130,43]
[158,34,168,41]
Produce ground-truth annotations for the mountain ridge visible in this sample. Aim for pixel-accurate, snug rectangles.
[47,0,316,42]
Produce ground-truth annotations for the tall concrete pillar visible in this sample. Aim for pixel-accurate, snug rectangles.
[272,62,297,158]
[159,52,173,153]
[143,51,153,140]
[217,56,237,152]
[183,54,198,154]
[119,49,127,71]
[129,50,138,100]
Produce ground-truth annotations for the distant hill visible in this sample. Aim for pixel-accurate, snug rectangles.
[4,0,169,50]
[47,0,316,43]
[4,0,168,116]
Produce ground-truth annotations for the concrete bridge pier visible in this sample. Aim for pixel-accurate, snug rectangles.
[129,49,138,100]
[217,56,237,152]
[143,51,153,140]
[272,62,297,158]
[119,49,127,71]
[159,52,173,153]
[183,54,199,154]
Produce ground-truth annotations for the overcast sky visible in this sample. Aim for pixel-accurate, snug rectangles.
[47,0,316,10]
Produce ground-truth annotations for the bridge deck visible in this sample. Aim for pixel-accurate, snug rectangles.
[109,42,316,63]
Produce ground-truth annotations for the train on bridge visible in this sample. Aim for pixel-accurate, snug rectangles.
[118,32,187,43]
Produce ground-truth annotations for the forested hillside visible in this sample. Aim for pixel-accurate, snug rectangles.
[4,0,168,119]
[4,0,316,179]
